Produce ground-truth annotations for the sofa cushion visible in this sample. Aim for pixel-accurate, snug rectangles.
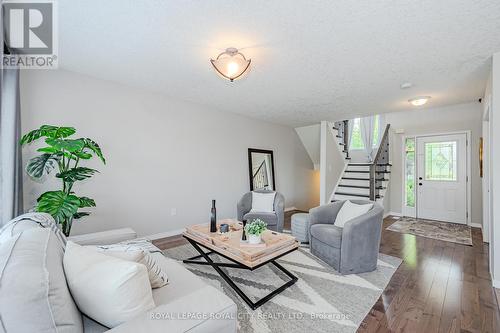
[89,244,169,288]
[0,228,83,333]
[310,224,343,248]
[64,241,155,328]
[108,253,237,333]
[243,212,278,226]
[0,212,66,247]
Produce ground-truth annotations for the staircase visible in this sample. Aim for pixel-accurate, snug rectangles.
[331,122,391,203]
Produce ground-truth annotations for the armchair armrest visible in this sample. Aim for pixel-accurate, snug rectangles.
[237,192,252,221]
[308,201,344,228]
[340,203,384,273]
[68,228,137,246]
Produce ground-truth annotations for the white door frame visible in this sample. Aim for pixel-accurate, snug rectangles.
[401,130,472,225]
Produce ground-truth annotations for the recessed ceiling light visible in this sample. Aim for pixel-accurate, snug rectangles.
[400,82,412,89]
[408,96,431,106]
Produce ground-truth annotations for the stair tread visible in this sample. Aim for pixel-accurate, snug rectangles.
[334,192,382,199]
[348,163,392,166]
[341,177,389,181]
[342,177,370,180]
[338,184,386,189]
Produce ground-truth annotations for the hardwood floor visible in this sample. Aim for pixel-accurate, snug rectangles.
[359,217,500,333]
[153,215,500,333]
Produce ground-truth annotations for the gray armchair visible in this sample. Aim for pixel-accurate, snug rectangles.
[237,190,285,232]
[308,200,384,274]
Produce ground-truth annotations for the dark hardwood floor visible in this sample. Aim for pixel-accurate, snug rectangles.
[153,214,500,333]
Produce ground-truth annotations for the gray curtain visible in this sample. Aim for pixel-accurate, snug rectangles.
[0,33,24,225]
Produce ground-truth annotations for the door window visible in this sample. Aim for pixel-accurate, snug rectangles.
[424,141,457,181]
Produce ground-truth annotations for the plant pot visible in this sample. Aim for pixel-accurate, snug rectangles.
[248,234,262,244]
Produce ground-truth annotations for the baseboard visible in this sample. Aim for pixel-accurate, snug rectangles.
[384,211,402,218]
[469,222,482,229]
[285,206,298,212]
[146,228,185,240]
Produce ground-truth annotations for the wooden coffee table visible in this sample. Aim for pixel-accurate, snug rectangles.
[183,220,299,310]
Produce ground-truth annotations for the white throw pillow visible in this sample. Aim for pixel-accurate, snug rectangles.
[334,200,373,228]
[63,241,155,328]
[250,192,276,213]
[88,244,169,288]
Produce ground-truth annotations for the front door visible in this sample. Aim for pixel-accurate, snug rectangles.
[416,134,467,224]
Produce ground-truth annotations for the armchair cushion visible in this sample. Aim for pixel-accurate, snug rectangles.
[334,200,373,228]
[310,224,343,248]
[243,212,278,226]
[250,191,276,213]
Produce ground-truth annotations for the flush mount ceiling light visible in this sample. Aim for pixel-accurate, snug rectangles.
[408,96,431,106]
[210,48,251,82]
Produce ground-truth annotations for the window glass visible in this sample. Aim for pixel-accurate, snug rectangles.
[372,115,380,148]
[350,116,381,150]
[424,141,457,181]
[405,138,415,207]
[350,118,364,150]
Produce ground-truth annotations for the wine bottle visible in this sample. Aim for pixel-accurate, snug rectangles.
[210,199,217,232]
[242,220,247,241]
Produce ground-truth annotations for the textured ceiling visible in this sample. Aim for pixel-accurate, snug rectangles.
[58,0,500,127]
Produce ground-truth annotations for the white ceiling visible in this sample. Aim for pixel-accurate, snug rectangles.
[58,0,500,127]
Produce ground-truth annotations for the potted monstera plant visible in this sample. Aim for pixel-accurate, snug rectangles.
[21,125,105,236]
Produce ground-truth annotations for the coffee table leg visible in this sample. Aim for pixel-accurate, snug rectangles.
[183,238,298,310]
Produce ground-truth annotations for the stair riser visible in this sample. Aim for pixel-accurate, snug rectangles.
[343,172,370,179]
[340,179,389,187]
[346,165,370,172]
[340,179,370,187]
[335,194,371,201]
[336,187,370,195]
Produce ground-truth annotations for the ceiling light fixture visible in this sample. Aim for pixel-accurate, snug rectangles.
[408,96,431,106]
[210,48,251,82]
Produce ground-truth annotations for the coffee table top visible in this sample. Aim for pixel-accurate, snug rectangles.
[183,219,299,268]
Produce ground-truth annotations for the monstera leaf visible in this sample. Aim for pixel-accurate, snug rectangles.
[83,138,106,164]
[26,154,60,179]
[78,196,96,208]
[36,191,81,224]
[56,167,98,183]
[73,212,90,219]
[45,138,85,152]
[21,125,76,145]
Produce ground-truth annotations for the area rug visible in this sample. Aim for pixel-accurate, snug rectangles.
[386,217,472,245]
[164,244,401,333]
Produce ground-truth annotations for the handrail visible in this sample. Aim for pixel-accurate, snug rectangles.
[369,124,391,200]
[373,124,391,165]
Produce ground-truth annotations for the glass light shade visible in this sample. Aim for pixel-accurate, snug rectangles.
[408,96,431,106]
[210,48,251,82]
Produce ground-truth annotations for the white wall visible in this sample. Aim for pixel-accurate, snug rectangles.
[295,124,320,169]
[488,52,500,287]
[385,102,483,225]
[20,70,317,237]
[319,121,346,204]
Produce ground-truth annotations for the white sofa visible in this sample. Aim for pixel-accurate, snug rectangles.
[0,213,237,333]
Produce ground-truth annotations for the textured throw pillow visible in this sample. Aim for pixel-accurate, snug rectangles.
[250,192,276,213]
[63,241,155,328]
[88,244,168,288]
[334,200,373,228]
